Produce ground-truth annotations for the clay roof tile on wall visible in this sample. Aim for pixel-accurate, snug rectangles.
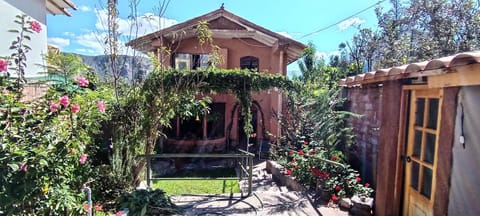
[46,0,77,17]
[340,51,480,87]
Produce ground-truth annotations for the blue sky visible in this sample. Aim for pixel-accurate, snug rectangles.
[47,0,389,73]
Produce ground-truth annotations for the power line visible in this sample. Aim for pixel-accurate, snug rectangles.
[299,0,385,39]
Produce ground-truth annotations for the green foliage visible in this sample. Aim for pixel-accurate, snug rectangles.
[116,189,183,216]
[153,179,240,194]
[1,30,110,214]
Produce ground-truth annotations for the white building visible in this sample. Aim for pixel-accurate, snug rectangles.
[0,0,76,78]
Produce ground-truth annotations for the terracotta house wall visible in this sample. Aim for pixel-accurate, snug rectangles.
[345,84,383,186]
[154,36,288,145]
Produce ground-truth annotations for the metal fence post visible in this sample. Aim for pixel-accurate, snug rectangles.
[248,155,253,196]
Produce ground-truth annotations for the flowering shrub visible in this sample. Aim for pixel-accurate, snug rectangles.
[278,142,373,203]
[0,15,111,214]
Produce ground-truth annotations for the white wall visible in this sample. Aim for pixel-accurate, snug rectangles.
[0,0,47,78]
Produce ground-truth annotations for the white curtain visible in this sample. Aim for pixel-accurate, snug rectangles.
[448,86,480,215]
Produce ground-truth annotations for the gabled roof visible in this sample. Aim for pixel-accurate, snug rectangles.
[340,51,480,87]
[46,0,77,17]
[127,7,307,64]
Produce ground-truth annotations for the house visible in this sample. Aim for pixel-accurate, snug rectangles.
[1,0,77,100]
[340,51,480,216]
[127,7,306,153]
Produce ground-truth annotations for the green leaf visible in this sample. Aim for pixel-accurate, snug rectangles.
[8,163,19,171]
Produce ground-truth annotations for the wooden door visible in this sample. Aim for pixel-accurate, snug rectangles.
[403,88,443,216]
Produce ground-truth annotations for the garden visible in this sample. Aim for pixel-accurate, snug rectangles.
[0,13,373,216]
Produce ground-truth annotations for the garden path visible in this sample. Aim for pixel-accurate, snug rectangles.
[171,161,350,216]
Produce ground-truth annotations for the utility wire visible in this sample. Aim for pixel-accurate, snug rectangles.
[299,0,385,39]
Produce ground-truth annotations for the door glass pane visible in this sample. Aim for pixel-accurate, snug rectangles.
[421,167,433,199]
[415,98,425,126]
[427,98,439,129]
[411,161,420,191]
[413,130,422,158]
[424,133,436,164]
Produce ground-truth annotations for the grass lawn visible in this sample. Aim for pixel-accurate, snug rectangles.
[153,179,240,194]
[152,167,240,194]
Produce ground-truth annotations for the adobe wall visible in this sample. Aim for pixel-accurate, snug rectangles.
[345,84,383,186]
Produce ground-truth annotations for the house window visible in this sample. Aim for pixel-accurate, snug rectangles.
[172,53,210,70]
[168,103,226,140]
[240,56,259,71]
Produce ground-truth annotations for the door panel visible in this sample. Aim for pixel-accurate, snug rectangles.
[403,89,442,216]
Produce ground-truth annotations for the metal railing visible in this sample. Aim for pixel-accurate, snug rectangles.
[138,149,255,197]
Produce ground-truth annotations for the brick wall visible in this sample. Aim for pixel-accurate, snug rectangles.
[22,84,48,102]
[344,85,383,186]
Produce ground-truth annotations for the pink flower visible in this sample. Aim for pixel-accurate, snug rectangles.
[49,101,60,113]
[18,162,28,172]
[79,154,88,164]
[365,182,370,188]
[97,101,106,112]
[30,20,42,33]
[71,104,80,113]
[298,150,304,156]
[0,59,8,72]
[59,96,69,107]
[77,76,89,87]
[335,185,342,191]
[116,212,122,216]
[286,169,292,175]
[303,141,309,145]
[356,177,362,182]
[2,88,9,94]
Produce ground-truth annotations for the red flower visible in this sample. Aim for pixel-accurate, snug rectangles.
[291,158,296,163]
[71,104,80,113]
[30,20,42,33]
[365,183,370,188]
[0,59,8,72]
[309,151,316,155]
[289,150,295,155]
[356,177,362,182]
[323,173,329,178]
[335,185,341,191]
[332,155,337,161]
[331,195,339,202]
[303,141,309,145]
[116,212,123,216]
[299,150,304,156]
[286,169,292,175]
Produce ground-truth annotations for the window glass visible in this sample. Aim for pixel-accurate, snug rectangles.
[173,53,210,70]
[240,56,259,71]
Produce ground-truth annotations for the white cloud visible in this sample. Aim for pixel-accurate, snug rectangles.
[63,32,75,37]
[48,37,70,48]
[276,31,292,38]
[75,32,106,55]
[338,17,365,30]
[79,5,91,12]
[94,9,178,37]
